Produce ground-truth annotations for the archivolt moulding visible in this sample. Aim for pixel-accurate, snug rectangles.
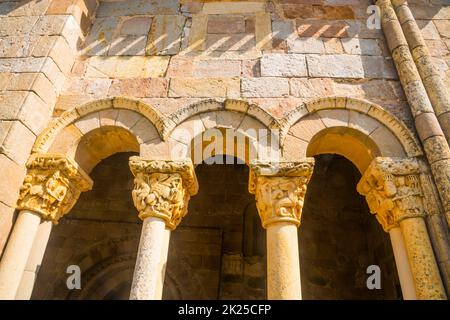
[165,99,282,134]
[32,97,169,153]
[283,96,423,158]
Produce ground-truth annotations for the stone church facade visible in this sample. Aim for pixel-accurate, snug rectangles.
[0,0,449,300]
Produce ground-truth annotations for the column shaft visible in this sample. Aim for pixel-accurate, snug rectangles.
[0,210,41,299]
[389,227,416,299]
[129,217,170,300]
[15,220,52,300]
[267,222,302,300]
[399,217,446,299]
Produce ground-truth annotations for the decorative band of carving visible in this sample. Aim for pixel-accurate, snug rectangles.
[16,153,93,223]
[357,157,426,232]
[249,159,315,228]
[129,158,198,230]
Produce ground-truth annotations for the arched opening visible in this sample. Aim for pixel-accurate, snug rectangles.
[177,155,266,299]
[31,152,140,299]
[299,154,401,299]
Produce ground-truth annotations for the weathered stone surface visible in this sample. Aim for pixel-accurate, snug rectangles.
[242,78,289,98]
[0,153,25,207]
[85,56,170,78]
[279,4,355,20]
[169,78,240,98]
[207,15,245,34]
[0,121,35,166]
[120,17,152,36]
[96,0,179,17]
[307,55,364,78]
[290,78,335,98]
[433,20,450,39]
[206,34,256,51]
[202,2,265,14]
[341,38,382,56]
[255,12,272,50]
[296,20,349,38]
[146,15,186,55]
[289,38,325,54]
[108,78,169,98]
[108,36,147,56]
[188,14,208,51]
[193,60,242,77]
[261,54,307,77]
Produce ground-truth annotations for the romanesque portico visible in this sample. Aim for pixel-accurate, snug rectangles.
[0,95,447,300]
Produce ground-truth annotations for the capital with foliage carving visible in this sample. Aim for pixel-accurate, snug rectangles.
[129,157,199,230]
[16,153,93,223]
[357,157,426,232]
[249,159,315,228]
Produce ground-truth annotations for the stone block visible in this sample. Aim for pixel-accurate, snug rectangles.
[289,113,325,142]
[206,34,256,51]
[433,20,450,39]
[0,202,15,256]
[0,153,25,207]
[108,78,169,98]
[96,0,179,17]
[272,20,296,49]
[348,110,380,136]
[416,20,441,40]
[255,12,272,50]
[317,109,349,128]
[120,17,152,36]
[202,2,265,14]
[83,16,120,56]
[0,121,35,166]
[341,38,382,56]
[207,15,245,34]
[108,36,147,56]
[189,14,208,51]
[261,53,307,77]
[307,54,364,78]
[241,78,289,98]
[289,38,325,54]
[296,20,349,38]
[74,112,100,135]
[146,15,186,55]
[323,38,344,54]
[8,0,51,17]
[169,78,240,98]
[0,16,40,37]
[86,56,169,78]
[280,4,354,20]
[289,78,335,98]
[193,59,241,77]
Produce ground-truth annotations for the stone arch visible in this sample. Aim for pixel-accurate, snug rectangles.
[282,97,423,173]
[32,97,169,173]
[140,99,282,164]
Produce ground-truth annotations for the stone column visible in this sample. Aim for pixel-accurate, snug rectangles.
[389,227,416,299]
[249,159,314,300]
[128,157,198,300]
[0,153,92,300]
[15,220,52,300]
[357,157,447,300]
[391,0,450,143]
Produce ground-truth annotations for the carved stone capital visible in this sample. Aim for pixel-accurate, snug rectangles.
[357,157,426,232]
[16,153,93,223]
[249,159,315,228]
[129,157,198,230]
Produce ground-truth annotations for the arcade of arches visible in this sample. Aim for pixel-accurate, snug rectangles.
[0,98,447,300]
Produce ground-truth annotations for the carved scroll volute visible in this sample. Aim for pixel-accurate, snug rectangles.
[249,159,315,228]
[357,157,426,232]
[129,157,198,230]
[16,153,93,223]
